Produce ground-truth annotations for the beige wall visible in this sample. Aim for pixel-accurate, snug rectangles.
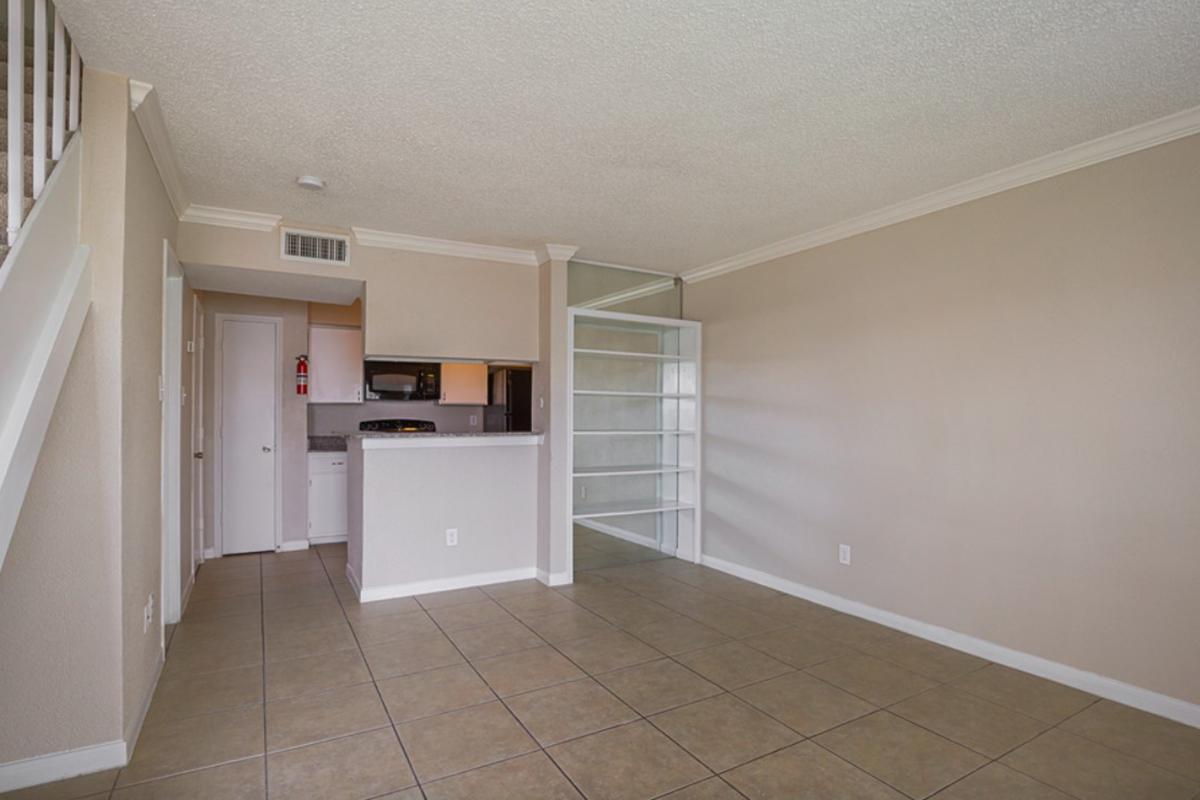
[684,133,1200,705]
[308,298,362,327]
[177,225,538,361]
[535,256,571,579]
[120,103,177,740]
[199,292,310,550]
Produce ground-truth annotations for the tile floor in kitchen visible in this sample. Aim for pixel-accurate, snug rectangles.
[5,528,1199,799]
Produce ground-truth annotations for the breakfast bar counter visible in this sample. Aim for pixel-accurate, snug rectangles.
[344,431,543,601]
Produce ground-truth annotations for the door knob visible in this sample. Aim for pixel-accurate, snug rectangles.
[262,446,273,453]
[193,451,204,459]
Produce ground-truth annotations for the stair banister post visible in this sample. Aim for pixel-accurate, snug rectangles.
[7,0,24,243]
[52,6,66,159]
[33,0,48,198]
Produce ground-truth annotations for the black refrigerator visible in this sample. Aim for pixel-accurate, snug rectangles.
[486,368,533,432]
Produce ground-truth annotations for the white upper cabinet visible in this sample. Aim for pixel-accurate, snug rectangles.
[439,362,488,405]
[309,327,363,404]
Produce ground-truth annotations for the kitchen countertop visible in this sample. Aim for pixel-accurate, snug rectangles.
[343,430,544,449]
[341,430,541,439]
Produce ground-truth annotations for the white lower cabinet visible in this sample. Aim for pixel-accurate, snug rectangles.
[308,452,348,543]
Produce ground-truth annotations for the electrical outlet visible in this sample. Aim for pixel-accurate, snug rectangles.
[445,528,459,547]
[469,414,478,426]
[838,544,852,566]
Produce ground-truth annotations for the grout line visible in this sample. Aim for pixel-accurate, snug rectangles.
[414,590,592,798]
[107,754,267,792]
[258,554,269,798]
[317,545,425,798]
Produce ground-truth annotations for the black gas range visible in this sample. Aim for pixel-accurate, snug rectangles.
[359,418,437,433]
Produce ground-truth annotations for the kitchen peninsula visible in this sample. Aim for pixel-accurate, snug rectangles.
[344,430,543,601]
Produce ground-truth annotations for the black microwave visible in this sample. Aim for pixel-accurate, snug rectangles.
[363,361,440,401]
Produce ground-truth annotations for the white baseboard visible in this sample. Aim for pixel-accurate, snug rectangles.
[308,534,348,545]
[576,519,665,552]
[345,563,362,597]
[176,571,195,621]
[276,540,310,553]
[356,566,539,603]
[537,568,573,587]
[701,554,1200,729]
[0,739,126,793]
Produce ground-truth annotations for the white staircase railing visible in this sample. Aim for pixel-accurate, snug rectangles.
[0,0,89,570]
[7,0,82,244]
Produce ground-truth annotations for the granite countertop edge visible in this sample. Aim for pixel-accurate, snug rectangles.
[339,430,544,439]
[309,431,542,450]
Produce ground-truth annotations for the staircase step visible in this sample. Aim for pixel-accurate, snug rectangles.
[0,88,49,119]
[0,120,54,155]
[0,153,58,196]
[0,191,34,236]
[0,63,39,87]
[0,42,57,68]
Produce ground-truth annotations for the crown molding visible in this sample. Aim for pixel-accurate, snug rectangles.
[128,79,152,111]
[352,227,540,266]
[681,104,1200,284]
[129,80,189,218]
[571,258,675,278]
[535,244,579,264]
[576,277,678,310]
[180,204,282,232]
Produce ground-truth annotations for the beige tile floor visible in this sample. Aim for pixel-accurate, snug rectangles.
[6,529,1200,800]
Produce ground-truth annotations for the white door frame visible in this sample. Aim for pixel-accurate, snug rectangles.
[160,242,184,628]
[190,295,205,570]
[213,313,284,556]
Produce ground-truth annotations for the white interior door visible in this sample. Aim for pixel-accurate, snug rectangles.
[220,317,279,554]
[192,296,205,564]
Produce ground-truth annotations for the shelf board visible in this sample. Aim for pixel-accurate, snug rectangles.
[573,499,695,520]
[573,429,695,436]
[574,348,685,361]
[573,390,693,398]
[573,464,695,477]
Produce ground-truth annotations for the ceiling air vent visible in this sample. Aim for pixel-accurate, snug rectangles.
[281,228,350,265]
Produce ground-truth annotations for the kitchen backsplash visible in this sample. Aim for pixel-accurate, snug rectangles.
[307,400,484,435]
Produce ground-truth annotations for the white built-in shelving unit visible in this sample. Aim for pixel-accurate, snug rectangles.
[568,308,701,562]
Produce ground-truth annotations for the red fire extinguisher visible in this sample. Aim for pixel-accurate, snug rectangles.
[296,355,309,395]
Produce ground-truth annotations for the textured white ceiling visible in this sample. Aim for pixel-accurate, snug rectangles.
[57,1,1200,273]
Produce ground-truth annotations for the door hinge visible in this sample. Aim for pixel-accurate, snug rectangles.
[158,374,165,402]
[186,339,195,353]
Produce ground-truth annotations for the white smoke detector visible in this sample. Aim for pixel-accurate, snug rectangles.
[296,175,326,191]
